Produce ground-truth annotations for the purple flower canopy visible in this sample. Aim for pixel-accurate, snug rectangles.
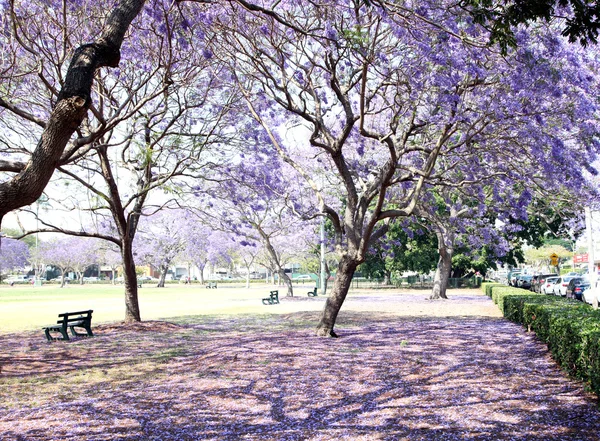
[0,237,29,272]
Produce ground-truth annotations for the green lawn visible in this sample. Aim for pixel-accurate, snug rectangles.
[0,283,325,333]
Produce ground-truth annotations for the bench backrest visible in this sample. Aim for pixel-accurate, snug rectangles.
[57,310,93,324]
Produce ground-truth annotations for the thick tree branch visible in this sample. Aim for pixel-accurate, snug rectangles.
[0,0,147,225]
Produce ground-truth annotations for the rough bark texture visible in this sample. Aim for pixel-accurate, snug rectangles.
[0,0,146,225]
[431,247,452,300]
[121,241,141,322]
[316,256,359,337]
[157,266,168,288]
[280,271,294,297]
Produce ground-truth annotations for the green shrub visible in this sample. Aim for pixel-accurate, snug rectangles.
[482,282,503,297]
[487,285,532,312]
[584,330,600,394]
[483,284,600,397]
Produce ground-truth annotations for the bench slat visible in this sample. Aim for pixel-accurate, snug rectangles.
[58,310,92,317]
[44,310,94,341]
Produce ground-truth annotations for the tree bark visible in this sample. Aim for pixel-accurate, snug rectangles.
[383,270,391,286]
[430,246,452,300]
[316,255,359,337]
[0,0,146,225]
[157,265,168,288]
[60,268,67,288]
[279,270,293,296]
[198,262,206,284]
[121,240,141,322]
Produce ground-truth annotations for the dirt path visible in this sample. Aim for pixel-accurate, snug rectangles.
[1,289,599,440]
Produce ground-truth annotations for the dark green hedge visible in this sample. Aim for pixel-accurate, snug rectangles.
[481,282,600,397]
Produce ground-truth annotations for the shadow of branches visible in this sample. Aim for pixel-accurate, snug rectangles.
[1,311,599,440]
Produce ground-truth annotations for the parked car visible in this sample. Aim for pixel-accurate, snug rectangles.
[582,279,600,306]
[553,275,578,296]
[531,273,558,293]
[508,270,523,286]
[2,275,29,283]
[540,276,560,294]
[50,276,73,282]
[565,277,591,301]
[292,274,313,282]
[517,274,534,289]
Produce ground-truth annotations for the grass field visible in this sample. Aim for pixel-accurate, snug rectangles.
[0,283,327,333]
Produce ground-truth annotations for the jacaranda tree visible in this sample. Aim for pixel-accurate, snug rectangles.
[0,236,30,281]
[209,0,600,336]
[1,0,236,321]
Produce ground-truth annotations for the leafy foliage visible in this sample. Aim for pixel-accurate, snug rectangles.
[484,282,600,396]
[360,221,438,280]
[465,0,600,51]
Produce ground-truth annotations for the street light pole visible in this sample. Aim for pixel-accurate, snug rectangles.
[585,207,597,282]
[320,215,326,295]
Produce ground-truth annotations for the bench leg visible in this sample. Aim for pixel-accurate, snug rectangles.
[44,327,69,341]
[70,325,93,338]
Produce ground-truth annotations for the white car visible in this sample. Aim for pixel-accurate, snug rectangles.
[582,279,600,306]
[2,275,29,283]
[541,276,559,294]
[292,275,312,282]
[553,275,578,296]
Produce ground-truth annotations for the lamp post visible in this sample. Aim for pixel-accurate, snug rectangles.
[585,207,597,283]
[320,215,326,295]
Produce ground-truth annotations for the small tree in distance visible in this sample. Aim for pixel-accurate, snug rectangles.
[39,236,99,287]
[0,237,30,282]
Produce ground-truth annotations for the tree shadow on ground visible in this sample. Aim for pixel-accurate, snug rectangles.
[1,312,599,440]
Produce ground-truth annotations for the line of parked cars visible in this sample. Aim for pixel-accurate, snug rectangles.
[512,269,600,305]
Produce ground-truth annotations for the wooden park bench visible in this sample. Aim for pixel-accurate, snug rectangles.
[262,290,279,305]
[206,281,217,289]
[43,310,94,341]
[307,287,318,297]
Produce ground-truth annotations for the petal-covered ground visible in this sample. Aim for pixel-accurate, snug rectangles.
[1,290,599,440]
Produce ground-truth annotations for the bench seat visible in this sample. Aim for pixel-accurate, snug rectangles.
[43,310,94,341]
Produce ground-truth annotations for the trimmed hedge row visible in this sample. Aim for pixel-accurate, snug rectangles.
[482,282,600,397]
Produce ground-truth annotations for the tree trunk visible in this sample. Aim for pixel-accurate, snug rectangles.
[60,268,67,288]
[198,262,206,284]
[383,270,391,286]
[316,256,359,337]
[278,268,294,297]
[157,266,168,288]
[430,247,452,300]
[121,241,141,322]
